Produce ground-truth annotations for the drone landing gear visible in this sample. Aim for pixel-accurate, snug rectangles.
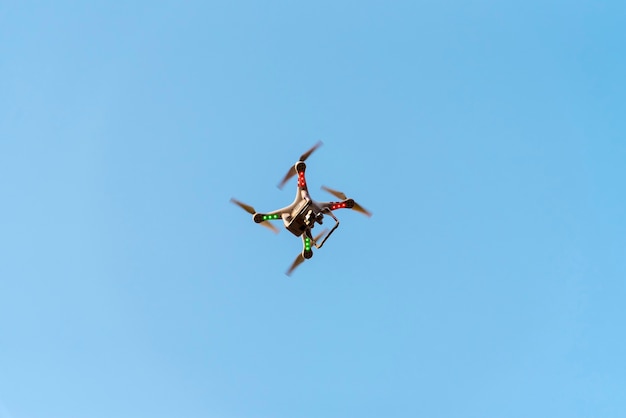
[313,208,339,249]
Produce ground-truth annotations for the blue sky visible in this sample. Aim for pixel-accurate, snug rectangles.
[1,1,625,417]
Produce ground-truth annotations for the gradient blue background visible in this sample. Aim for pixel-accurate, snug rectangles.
[1,1,625,417]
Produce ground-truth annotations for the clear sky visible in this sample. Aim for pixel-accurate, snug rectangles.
[1,1,625,417]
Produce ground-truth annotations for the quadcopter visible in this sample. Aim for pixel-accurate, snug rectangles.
[231,141,371,275]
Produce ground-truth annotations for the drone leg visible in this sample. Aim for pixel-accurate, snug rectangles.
[314,208,340,249]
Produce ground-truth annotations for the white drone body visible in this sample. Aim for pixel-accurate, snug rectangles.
[231,141,371,276]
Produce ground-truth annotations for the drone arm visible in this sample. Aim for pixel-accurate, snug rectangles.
[319,199,371,217]
[320,186,372,217]
[230,198,282,233]
[318,199,354,212]
[280,163,311,194]
[293,162,310,193]
[252,201,295,221]
[278,142,322,190]
[253,212,282,223]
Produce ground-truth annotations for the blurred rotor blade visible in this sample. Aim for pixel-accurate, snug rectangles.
[286,253,305,276]
[313,228,329,245]
[321,185,347,201]
[278,142,323,189]
[260,221,280,234]
[231,198,280,233]
[299,140,323,162]
[321,187,371,217]
[352,201,372,217]
[230,198,256,214]
[277,166,296,189]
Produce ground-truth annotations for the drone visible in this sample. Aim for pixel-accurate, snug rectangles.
[231,141,371,275]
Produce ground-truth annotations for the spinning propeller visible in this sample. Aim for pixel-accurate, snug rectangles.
[286,229,328,276]
[321,185,372,217]
[230,198,279,234]
[277,141,323,189]
[286,253,305,276]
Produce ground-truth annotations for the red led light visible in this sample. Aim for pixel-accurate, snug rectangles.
[297,171,307,188]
